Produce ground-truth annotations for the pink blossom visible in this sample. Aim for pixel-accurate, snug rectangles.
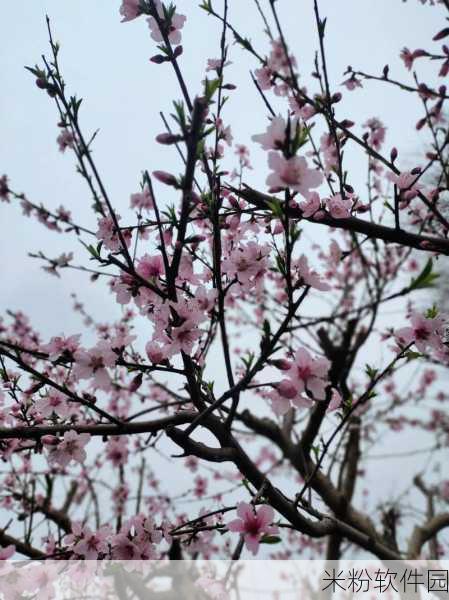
[269,388,295,415]
[395,311,445,353]
[266,152,323,197]
[254,66,272,90]
[320,133,339,173]
[106,437,129,467]
[194,475,208,498]
[194,286,217,314]
[73,341,116,390]
[222,241,270,289]
[111,322,136,349]
[327,389,343,412]
[70,525,111,559]
[147,2,187,45]
[388,171,420,191]
[277,379,298,400]
[120,0,142,22]
[287,348,331,401]
[234,144,252,169]
[42,334,81,360]
[137,254,165,279]
[132,514,163,546]
[227,502,278,555]
[0,545,15,560]
[400,48,428,71]
[57,129,75,152]
[252,115,293,150]
[196,575,228,600]
[295,255,331,291]
[111,534,140,560]
[206,58,232,72]
[363,118,386,151]
[168,320,202,356]
[326,193,352,219]
[299,191,321,218]
[96,215,132,252]
[341,75,363,90]
[130,186,153,211]
[289,95,316,121]
[146,341,166,364]
[46,431,91,468]
[34,390,72,419]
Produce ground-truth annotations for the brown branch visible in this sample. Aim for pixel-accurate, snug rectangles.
[0,412,197,441]
[233,186,449,255]
[0,530,45,559]
[408,513,449,559]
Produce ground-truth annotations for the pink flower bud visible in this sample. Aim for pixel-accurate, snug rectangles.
[433,28,449,42]
[156,133,182,145]
[184,235,206,244]
[150,54,169,64]
[129,372,143,392]
[152,171,179,187]
[331,92,342,103]
[41,435,59,446]
[146,342,165,365]
[173,45,183,58]
[270,358,292,371]
[277,380,297,399]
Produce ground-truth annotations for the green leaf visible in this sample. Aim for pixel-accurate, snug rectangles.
[25,65,46,78]
[241,351,255,371]
[260,535,281,545]
[204,77,221,103]
[263,319,271,338]
[409,259,439,291]
[274,254,286,276]
[233,32,254,53]
[425,305,439,319]
[405,351,423,361]
[199,0,213,13]
[80,240,100,260]
[266,198,283,218]
[365,364,378,379]
[172,100,186,130]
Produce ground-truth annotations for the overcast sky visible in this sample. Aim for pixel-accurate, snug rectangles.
[1,1,446,526]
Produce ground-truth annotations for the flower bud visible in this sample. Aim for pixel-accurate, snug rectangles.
[129,372,143,393]
[270,358,292,371]
[433,27,449,41]
[152,171,179,187]
[277,380,297,399]
[173,45,183,58]
[150,54,169,64]
[331,92,342,104]
[41,435,59,446]
[146,342,164,365]
[156,133,182,145]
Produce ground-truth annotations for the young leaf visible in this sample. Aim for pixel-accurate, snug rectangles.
[409,259,439,291]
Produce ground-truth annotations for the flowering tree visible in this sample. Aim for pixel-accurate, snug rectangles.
[1,0,449,567]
